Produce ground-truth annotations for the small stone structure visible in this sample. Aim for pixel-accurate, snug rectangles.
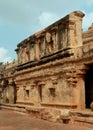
[1,10,93,127]
[0,60,17,104]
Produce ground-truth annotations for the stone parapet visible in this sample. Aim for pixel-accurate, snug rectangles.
[15,11,84,66]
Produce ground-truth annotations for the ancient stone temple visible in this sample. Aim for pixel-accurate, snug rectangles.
[14,10,85,109]
[1,10,93,127]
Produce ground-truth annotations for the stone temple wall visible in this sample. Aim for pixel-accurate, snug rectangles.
[1,10,93,112]
[14,11,85,110]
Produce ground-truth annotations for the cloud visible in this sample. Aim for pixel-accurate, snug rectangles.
[83,12,93,30]
[0,0,88,28]
[0,47,12,63]
[38,12,61,29]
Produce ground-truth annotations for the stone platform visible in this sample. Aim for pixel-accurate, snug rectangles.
[1,103,93,129]
[0,109,92,130]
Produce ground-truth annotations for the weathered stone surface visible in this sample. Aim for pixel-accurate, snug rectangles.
[1,10,93,128]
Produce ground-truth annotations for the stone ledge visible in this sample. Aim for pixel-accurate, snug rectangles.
[16,101,34,106]
[0,103,26,108]
[41,102,77,109]
[74,117,93,124]
[0,103,26,113]
[70,110,93,117]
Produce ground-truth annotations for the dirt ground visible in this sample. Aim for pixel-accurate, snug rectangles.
[0,109,92,130]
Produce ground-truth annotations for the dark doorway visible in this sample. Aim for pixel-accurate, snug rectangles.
[85,64,93,108]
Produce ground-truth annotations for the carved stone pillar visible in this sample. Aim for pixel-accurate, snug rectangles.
[67,11,84,48]
[70,64,87,109]
[35,40,41,60]
[65,64,87,110]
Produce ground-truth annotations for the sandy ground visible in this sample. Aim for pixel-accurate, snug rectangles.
[0,109,93,130]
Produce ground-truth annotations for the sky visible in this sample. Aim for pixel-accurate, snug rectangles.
[0,0,93,63]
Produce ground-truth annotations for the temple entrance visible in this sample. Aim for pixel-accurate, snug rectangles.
[85,64,93,108]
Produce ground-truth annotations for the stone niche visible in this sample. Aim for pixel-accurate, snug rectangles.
[39,77,74,107]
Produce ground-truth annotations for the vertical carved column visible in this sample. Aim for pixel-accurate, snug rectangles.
[67,11,84,48]
[77,75,85,109]
[51,27,58,52]
[40,35,46,57]
[35,38,41,60]
[30,43,35,61]
[22,47,25,63]
[64,64,86,109]
[66,64,87,109]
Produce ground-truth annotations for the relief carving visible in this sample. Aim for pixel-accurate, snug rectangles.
[46,32,52,43]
